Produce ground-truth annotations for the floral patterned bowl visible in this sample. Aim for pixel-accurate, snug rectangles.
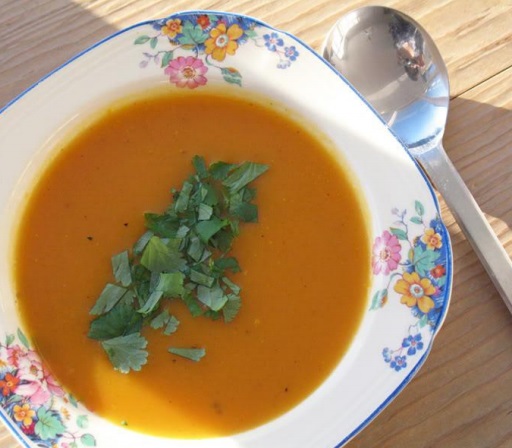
[0,10,452,448]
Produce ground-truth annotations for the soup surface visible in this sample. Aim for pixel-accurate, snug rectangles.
[14,88,370,438]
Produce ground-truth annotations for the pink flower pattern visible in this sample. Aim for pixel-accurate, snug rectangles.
[0,331,95,447]
[371,230,402,275]
[164,56,208,89]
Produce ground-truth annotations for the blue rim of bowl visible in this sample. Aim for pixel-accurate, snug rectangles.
[0,10,453,448]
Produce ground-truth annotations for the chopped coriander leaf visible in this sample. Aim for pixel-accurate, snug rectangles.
[190,270,215,287]
[213,229,235,253]
[156,272,185,296]
[133,231,153,255]
[89,303,142,340]
[214,257,241,273]
[187,236,204,262]
[243,187,257,202]
[198,203,213,221]
[195,217,227,243]
[208,161,234,180]
[101,333,148,373]
[150,309,172,329]
[112,251,132,287]
[201,183,218,206]
[197,285,228,311]
[175,180,193,213]
[149,309,180,335]
[144,213,179,238]
[192,155,208,179]
[222,276,241,294]
[88,157,268,372]
[163,315,180,335]
[231,201,258,222]
[223,162,269,192]
[176,225,190,239]
[140,236,186,273]
[182,291,205,317]
[90,284,132,315]
[222,294,242,323]
[169,347,205,362]
[137,289,164,315]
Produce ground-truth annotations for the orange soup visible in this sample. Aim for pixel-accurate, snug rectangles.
[13,88,370,438]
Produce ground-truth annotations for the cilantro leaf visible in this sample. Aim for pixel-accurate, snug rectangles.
[112,251,132,287]
[223,162,268,192]
[150,310,180,335]
[231,201,258,222]
[196,217,227,243]
[89,157,268,372]
[150,309,171,329]
[198,203,213,221]
[89,303,142,340]
[90,284,132,315]
[215,257,241,273]
[175,180,193,213]
[209,161,234,180]
[140,236,186,273]
[213,229,235,252]
[168,347,205,362]
[187,236,204,261]
[164,315,180,335]
[138,289,164,315]
[222,276,241,294]
[101,333,148,373]
[192,155,208,179]
[190,270,215,287]
[144,213,179,237]
[223,294,242,322]
[156,272,185,296]
[133,230,154,255]
[197,285,228,311]
[181,291,205,317]
[201,183,218,206]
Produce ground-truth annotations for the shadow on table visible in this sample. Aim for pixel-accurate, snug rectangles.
[0,0,120,108]
[445,96,512,231]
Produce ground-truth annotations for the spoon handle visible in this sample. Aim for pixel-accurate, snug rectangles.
[418,143,512,313]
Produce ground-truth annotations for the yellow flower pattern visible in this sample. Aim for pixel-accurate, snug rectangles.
[13,403,35,427]
[394,271,436,313]
[422,227,443,250]
[161,19,182,39]
[204,23,244,61]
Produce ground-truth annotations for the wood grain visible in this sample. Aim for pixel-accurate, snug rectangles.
[1,0,512,108]
[1,1,512,447]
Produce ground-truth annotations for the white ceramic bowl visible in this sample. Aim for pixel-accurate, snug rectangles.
[0,11,452,448]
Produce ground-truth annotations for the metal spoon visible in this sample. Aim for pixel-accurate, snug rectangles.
[322,6,512,313]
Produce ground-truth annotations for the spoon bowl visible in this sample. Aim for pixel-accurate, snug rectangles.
[322,6,512,312]
[323,6,448,152]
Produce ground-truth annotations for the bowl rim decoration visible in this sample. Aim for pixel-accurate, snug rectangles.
[0,10,452,448]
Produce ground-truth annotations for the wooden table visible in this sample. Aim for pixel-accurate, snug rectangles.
[1,1,511,447]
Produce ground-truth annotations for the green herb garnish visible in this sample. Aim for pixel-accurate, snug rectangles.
[88,156,268,373]
[168,347,206,362]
